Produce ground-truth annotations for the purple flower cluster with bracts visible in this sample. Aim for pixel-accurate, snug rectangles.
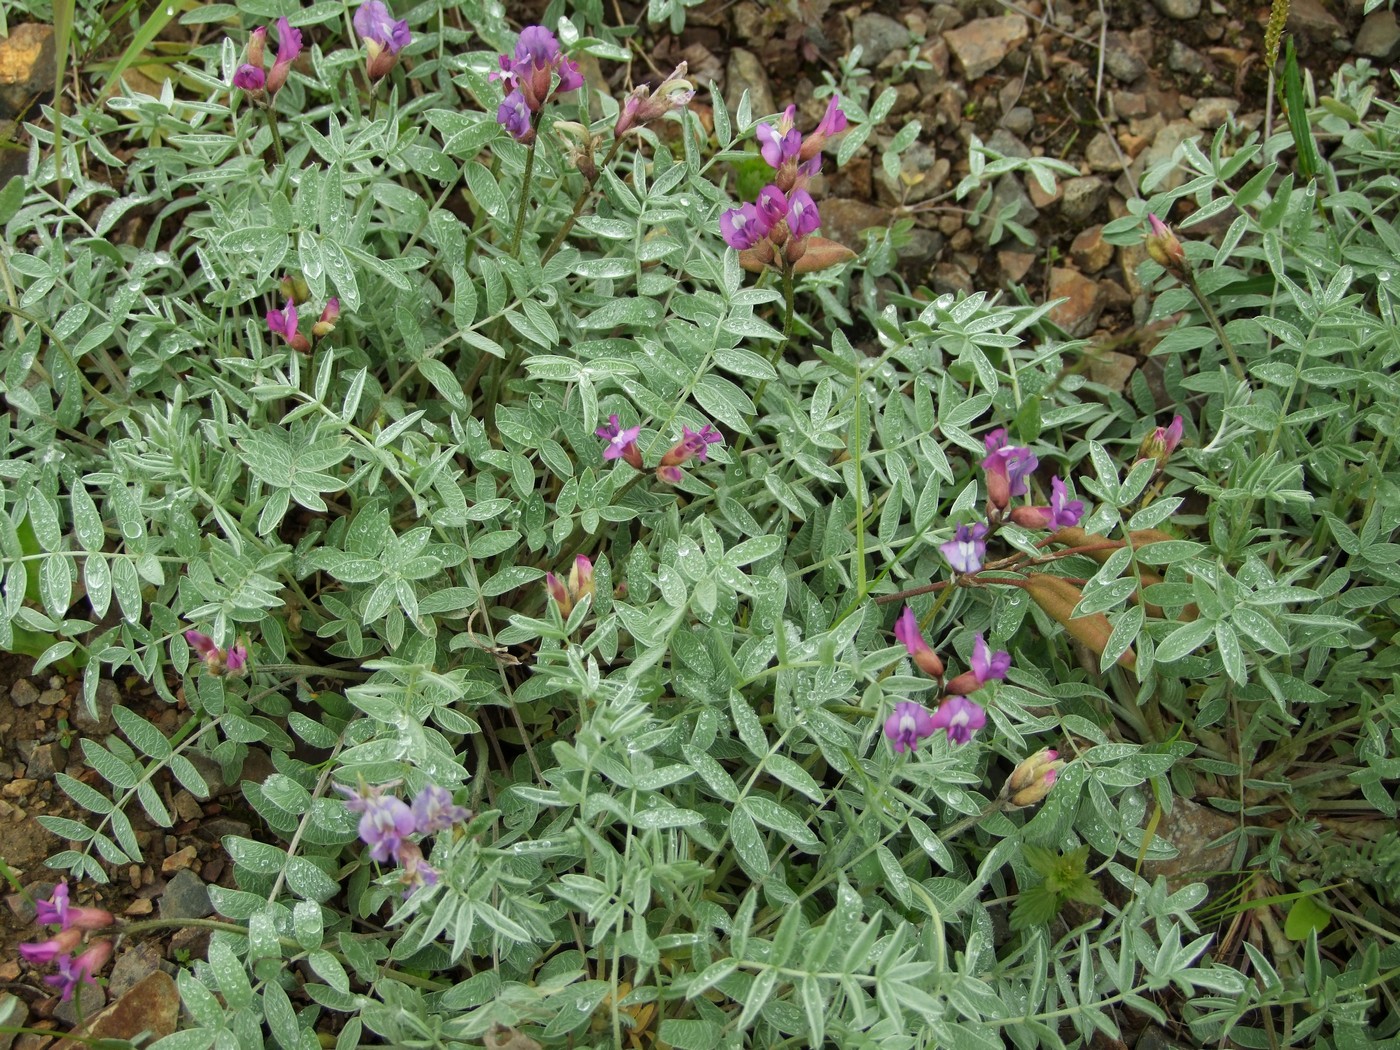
[353,0,410,80]
[657,424,723,484]
[337,781,473,895]
[883,695,987,753]
[720,96,856,274]
[597,414,643,469]
[19,883,114,1002]
[931,696,987,746]
[265,277,339,352]
[492,25,583,143]
[185,629,248,677]
[231,17,301,99]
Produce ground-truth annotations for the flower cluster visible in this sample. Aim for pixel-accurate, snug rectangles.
[547,555,594,617]
[1144,213,1187,278]
[938,429,1085,576]
[493,25,584,143]
[596,416,724,486]
[19,883,114,1002]
[336,781,471,894]
[1003,748,1064,808]
[720,97,855,275]
[266,274,339,352]
[887,610,1012,753]
[353,0,411,81]
[232,16,302,99]
[614,62,695,138]
[185,629,248,676]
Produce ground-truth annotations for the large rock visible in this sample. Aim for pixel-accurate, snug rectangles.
[1060,176,1108,223]
[1356,10,1400,60]
[1143,797,1238,892]
[160,869,212,920]
[819,198,891,251]
[79,971,179,1043]
[1047,268,1104,337]
[0,24,55,122]
[725,48,774,119]
[1288,0,1345,37]
[943,15,1029,79]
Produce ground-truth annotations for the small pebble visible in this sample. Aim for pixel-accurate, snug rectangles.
[10,679,39,707]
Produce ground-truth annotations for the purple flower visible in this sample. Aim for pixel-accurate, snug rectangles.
[981,429,1038,509]
[613,62,695,136]
[756,185,788,227]
[495,25,582,113]
[546,571,571,615]
[798,95,849,162]
[929,696,987,745]
[1009,476,1085,531]
[884,701,937,754]
[940,523,988,574]
[720,202,769,250]
[787,189,820,238]
[970,633,1011,683]
[336,781,416,862]
[597,414,642,468]
[893,606,943,678]
[312,297,339,339]
[266,299,310,351]
[44,940,112,1002]
[265,16,302,96]
[355,0,410,79]
[411,785,471,835]
[656,424,723,485]
[756,106,802,169]
[515,25,563,64]
[1139,414,1184,468]
[20,927,82,964]
[233,64,266,91]
[34,882,70,928]
[498,89,533,142]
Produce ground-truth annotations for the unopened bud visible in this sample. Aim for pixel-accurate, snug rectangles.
[1003,748,1064,808]
[312,297,339,339]
[1009,505,1052,529]
[913,649,944,679]
[1144,214,1187,276]
[546,572,572,617]
[569,555,594,604]
[279,273,312,305]
[944,670,980,696]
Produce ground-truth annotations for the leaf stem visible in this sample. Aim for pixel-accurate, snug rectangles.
[509,139,537,257]
[264,105,286,167]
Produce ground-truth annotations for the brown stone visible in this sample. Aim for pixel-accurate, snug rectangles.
[79,971,178,1043]
[1143,797,1239,892]
[161,844,198,874]
[1088,350,1136,393]
[998,251,1035,283]
[1070,225,1112,273]
[1288,0,1345,37]
[1047,267,1104,338]
[943,15,1029,79]
[1027,177,1061,209]
[0,24,55,122]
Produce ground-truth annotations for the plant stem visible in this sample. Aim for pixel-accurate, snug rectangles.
[264,105,285,167]
[1185,270,1245,381]
[542,136,623,264]
[730,266,795,458]
[509,139,537,257]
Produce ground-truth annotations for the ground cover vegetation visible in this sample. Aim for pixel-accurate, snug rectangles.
[0,0,1399,1046]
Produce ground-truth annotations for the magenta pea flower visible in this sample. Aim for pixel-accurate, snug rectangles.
[265,17,302,96]
[19,927,83,964]
[756,185,788,227]
[493,24,582,131]
[498,90,533,142]
[354,0,410,80]
[720,202,770,250]
[930,696,987,745]
[1145,214,1187,275]
[614,62,695,137]
[799,95,849,161]
[940,523,989,574]
[1010,476,1085,530]
[656,424,723,484]
[981,428,1038,510]
[597,414,643,469]
[787,189,820,238]
[44,939,112,1002]
[232,26,267,94]
[411,785,471,835]
[34,882,70,928]
[884,701,937,754]
[394,840,439,895]
[185,630,248,677]
[312,297,340,339]
[893,606,944,678]
[266,299,311,352]
[756,106,802,169]
[946,633,1011,695]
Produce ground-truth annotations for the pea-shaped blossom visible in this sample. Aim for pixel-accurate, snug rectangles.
[411,784,471,835]
[657,424,723,484]
[266,299,311,353]
[492,25,583,141]
[884,701,937,754]
[940,522,988,574]
[945,633,1010,695]
[185,630,248,676]
[337,782,416,863]
[981,428,1038,510]
[756,106,802,169]
[720,202,770,251]
[354,0,410,80]
[45,940,113,1002]
[1010,477,1085,530]
[19,927,83,964]
[893,606,944,678]
[597,414,642,468]
[614,62,694,137]
[1145,214,1187,276]
[930,695,986,745]
[1138,414,1184,470]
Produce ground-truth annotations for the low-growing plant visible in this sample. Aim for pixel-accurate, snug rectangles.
[1,3,1398,1049]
